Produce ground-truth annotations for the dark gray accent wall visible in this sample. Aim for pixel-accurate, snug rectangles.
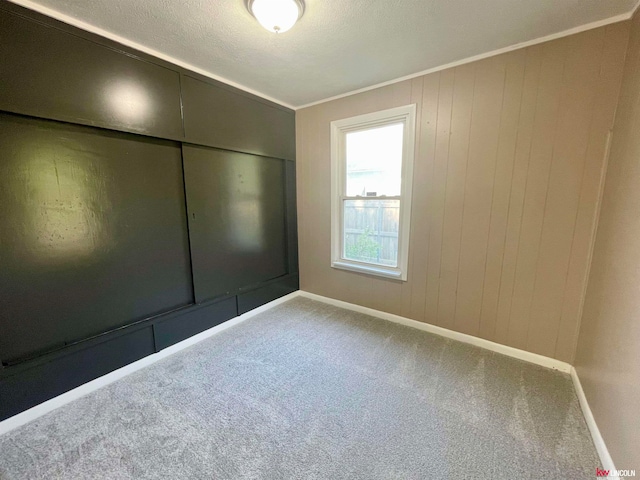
[153,296,237,351]
[0,325,157,422]
[182,75,296,160]
[0,113,193,363]
[285,160,299,274]
[237,275,299,315]
[0,1,298,421]
[0,10,183,139]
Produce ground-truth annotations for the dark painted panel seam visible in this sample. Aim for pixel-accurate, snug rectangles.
[0,293,238,372]
[282,160,291,275]
[178,73,186,137]
[180,145,197,305]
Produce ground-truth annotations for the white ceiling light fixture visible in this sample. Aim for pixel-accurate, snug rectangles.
[247,0,304,34]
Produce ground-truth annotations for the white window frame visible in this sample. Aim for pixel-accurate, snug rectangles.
[330,104,416,281]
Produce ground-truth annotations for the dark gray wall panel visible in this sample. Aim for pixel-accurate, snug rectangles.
[0,325,155,421]
[153,297,237,351]
[182,75,295,160]
[183,145,288,303]
[0,7,183,139]
[0,113,193,362]
[237,274,299,315]
[285,160,299,274]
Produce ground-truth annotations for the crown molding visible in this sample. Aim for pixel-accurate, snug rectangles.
[297,11,633,110]
[7,0,638,111]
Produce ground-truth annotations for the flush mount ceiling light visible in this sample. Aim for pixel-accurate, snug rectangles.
[247,0,304,34]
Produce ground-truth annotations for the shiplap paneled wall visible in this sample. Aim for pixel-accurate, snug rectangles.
[296,22,630,363]
[575,9,640,469]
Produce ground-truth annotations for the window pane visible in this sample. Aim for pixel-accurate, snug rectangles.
[343,199,400,267]
[345,123,404,197]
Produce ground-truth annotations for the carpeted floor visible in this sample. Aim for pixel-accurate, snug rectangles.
[0,297,599,479]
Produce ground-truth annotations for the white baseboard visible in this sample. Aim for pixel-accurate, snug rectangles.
[0,291,301,437]
[570,367,617,476]
[3,289,614,476]
[299,291,625,471]
[298,291,572,373]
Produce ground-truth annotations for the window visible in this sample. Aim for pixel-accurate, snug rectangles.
[331,104,416,280]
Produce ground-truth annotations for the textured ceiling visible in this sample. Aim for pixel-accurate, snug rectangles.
[10,0,639,108]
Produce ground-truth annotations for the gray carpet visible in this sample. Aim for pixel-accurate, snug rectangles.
[0,297,599,479]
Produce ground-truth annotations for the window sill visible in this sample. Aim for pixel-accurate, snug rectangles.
[331,260,406,281]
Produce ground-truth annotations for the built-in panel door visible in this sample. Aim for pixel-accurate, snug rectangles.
[0,113,193,363]
[183,145,288,303]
